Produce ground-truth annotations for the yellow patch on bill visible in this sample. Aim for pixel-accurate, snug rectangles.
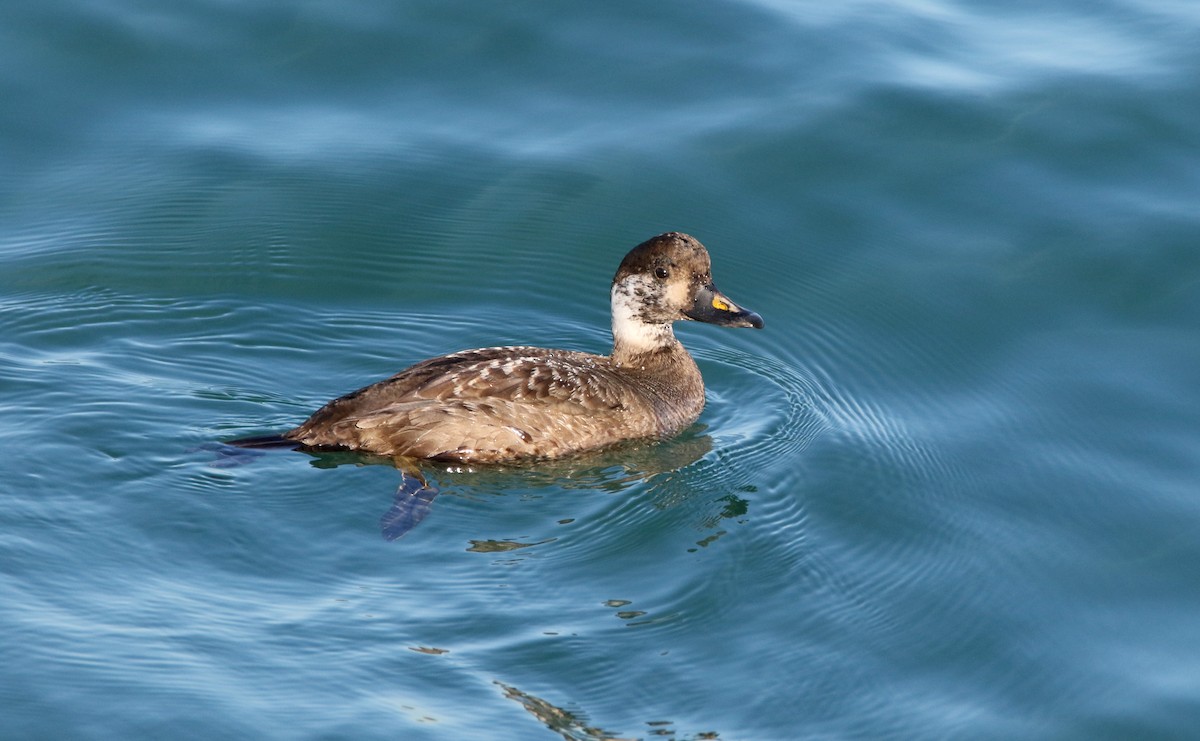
[712,296,732,311]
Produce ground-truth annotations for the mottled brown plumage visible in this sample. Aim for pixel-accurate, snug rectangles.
[280,232,762,462]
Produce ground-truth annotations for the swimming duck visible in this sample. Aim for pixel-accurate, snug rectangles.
[251,232,762,463]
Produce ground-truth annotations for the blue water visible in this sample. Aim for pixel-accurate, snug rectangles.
[3,1,1200,739]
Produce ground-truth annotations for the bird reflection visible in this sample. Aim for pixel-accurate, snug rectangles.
[216,429,722,541]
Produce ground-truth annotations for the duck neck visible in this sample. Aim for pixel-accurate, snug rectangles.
[610,315,690,370]
[610,318,705,431]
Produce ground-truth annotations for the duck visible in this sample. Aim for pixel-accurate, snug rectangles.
[235,232,762,463]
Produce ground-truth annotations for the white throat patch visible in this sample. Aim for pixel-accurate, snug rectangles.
[611,275,676,353]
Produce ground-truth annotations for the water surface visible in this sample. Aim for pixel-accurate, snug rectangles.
[3,0,1200,739]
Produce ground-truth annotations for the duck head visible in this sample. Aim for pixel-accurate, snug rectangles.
[610,232,763,357]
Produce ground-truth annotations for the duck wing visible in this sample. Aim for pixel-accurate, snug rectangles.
[285,347,652,460]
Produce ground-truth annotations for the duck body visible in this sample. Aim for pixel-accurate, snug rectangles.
[274,232,762,463]
[284,344,704,462]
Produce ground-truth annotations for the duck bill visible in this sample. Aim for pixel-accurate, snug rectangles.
[684,284,764,329]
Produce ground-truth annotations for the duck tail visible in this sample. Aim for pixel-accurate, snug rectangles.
[224,433,298,449]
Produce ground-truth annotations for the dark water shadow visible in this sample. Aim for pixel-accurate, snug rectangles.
[495,679,720,741]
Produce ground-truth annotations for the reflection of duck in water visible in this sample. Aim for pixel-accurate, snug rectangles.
[298,429,718,541]
[232,232,763,462]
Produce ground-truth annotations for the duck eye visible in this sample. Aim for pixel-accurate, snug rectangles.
[654,267,669,280]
